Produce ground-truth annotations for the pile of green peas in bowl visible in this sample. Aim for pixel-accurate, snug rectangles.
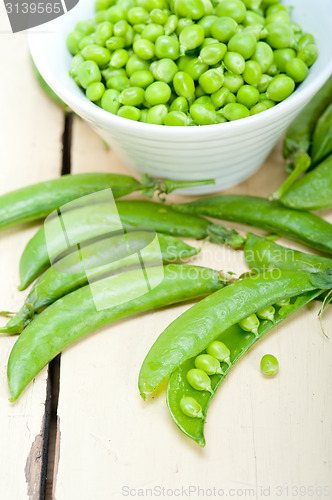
[67,0,318,126]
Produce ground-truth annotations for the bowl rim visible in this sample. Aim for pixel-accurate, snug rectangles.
[28,4,332,139]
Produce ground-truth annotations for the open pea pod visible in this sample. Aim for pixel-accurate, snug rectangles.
[167,289,321,446]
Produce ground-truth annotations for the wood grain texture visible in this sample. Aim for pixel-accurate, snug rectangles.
[0,35,63,499]
[54,119,332,499]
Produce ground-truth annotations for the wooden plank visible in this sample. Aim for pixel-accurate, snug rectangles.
[55,121,332,499]
[0,35,63,499]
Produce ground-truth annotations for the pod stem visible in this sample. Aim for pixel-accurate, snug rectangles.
[140,174,215,198]
[0,311,16,317]
[207,224,245,249]
[269,152,311,201]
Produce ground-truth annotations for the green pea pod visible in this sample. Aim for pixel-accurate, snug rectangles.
[0,174,215,233]
[7,264,227,401]
[1,233,199,334]
[167,289,322,446]
[173,195,332,254]
[279,153,332,211]
[311,104,332,165]
[19,200,244,290]
[244,232,332,273]
[138,268,332,397]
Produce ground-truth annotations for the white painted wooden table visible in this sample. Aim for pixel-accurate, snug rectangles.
[0,33,331,500]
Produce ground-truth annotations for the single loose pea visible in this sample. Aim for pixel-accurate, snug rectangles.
[145,81,171,105]
[107,74,130,91]
[257,305,275,322]
[223,71,244,93]
[252,41,274,73]
[199,68,224,94]
[211,87,230,108]
[260,98,275,109]
[199,43,227,65]
[79,35,97,50]
[260,354,279,376]
[237,85,259,108]
[195,85,206,98]
[194,96,213,106]
[186,368,213,393]
[285,58,308,83]
[141,23,164,41]
[128,6,149,24]
[190,102,216,125]
[126,55,150,76]
[228,31,257,59]
[69,54,84,81]
[81,44,111,67]
[275,298,290,307]
[176,18,194,36]
[210,17,238,42]
[155,35,180,60]
[95,0,113,11]
[130,70,154,88]
[67,31,84,55]
[243,60,262,85]
[179,396,203,418]
[86,81,105,101]
[180,25,205,51]
[298,33,315,50]
[152,58,178,83]
[113,20,130,38]
[150,8,168,24]
[239,313,260,336]
[216,111,227,123]
[184,58,208,80]
[102,67,126,81]
[195,354,222,375]
[164,15,178,35]
[77,61,102,89]
[265,10,291,25]
[146,104,168,124]
[174,0,205,20]
[140,108,149,122]
[265,22,294,49]
[119,86,145,106]
[224,51,246,75]
[75,20,95,36]
[110,49,129,68]
[164,110,190,126]
[297,44,318,67]
[243,10,264,27]
[95,21,113,45]
[101,88,121,113]
[197,15,218,36]
[133,38,155,59]
[250,102,268,115]
[201,0,213,16]
[173,72,195,99]
[117,105,141,120]
[226,92,236,103]
[170,96,189,113]
[106,6,126,23]
[216,0,246,23]
[274,48,296,72]
[206,341,230,364]
[266,62,279,76]
[266,75,295,102]
[94,10,108,24]
[106,36,126,51]
[257,74,273,93]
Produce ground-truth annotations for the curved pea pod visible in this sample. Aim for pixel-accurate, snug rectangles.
[167,288,323,446]
[0,233,199,334]
[244,233,332,273]
[173,195,332,255]
[7,264,227,401]
[311,104,332,165]
[279,153,332,211]
[138,268,332,397]
[19,200,244,289]
[0,174,214,233]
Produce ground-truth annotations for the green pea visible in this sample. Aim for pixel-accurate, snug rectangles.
[78,35,97,51]
[298,33,315,51]
[176,18,194,36]
[210,17,238,43]
[106,36,126,51]
[223,102,250,121]
[257,305,275,322]
[186,368,213,393]
[249,102,268,115]
[179,396,203,418]
[200,37,220,48]
[190,102,216,125]
[243,10,265,27]
[266,62,279,76]
[102,67,126,80]
[133,23,146,33]
[113,20,129,38]
[86,81,105,101]
[257,74,273,93]
[194,96,213,106]
[133,38,155,59]
[155,35,180,60]
[124,25,134,46]
[211,87,230,108]
[275,298,290,307]
[140,108,149,122]
[75,20,95,36]
[215,111,227,123]
[260,354,279,376]
[195,354,222,375]
[126,55,150,76]
[77,61,102,89]
[252,41,274,72]
[69,54,84,82]
[101,88,121,113]
[119,86,145,106]
[173,72,195,99]
[106,74,130,91]
[150,8,168,24]
[174,0,205,20]
[128,6,149,24]
[169,96,189,113]
[152,58,178,83]
[285,58,308,83]
[94,10,108,24]
[184,57,208,80]
[266,74,295,102]
[195,84,206,98]
[117,105,141,120]
[130,70,154,88]
[199,43,227,65]
[266,22,294,49]
[140,24,164,41]
[260,98,275,109]
[297,44,318,67]
[228,31,257,59]
[224,51,246,75]
[265,10,291,25]
[226,92,236,103]
[206,341,230,364]
[95,0,114,11]
[265,4,288,15]
[243,24,266,41]
[164,110,190,126]
[201,0,213,16]
[67,31,84,55]
[216,0,247,23]
[146,104,168,124]
[110,49,129,68]
[197,15,218,37]
[164,14,178,35]
[243,60,262,85]
[95,21,113,45]
[239,313,260,336]
[236,84,259,108]
[274,48,296,72]
[199,68,224,94]
[179,25,205,51]
[223,71,244,93]
[145,81,171,105]
[106,6,127,23]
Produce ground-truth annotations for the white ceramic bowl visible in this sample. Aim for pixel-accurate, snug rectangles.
[29,0,332,194]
